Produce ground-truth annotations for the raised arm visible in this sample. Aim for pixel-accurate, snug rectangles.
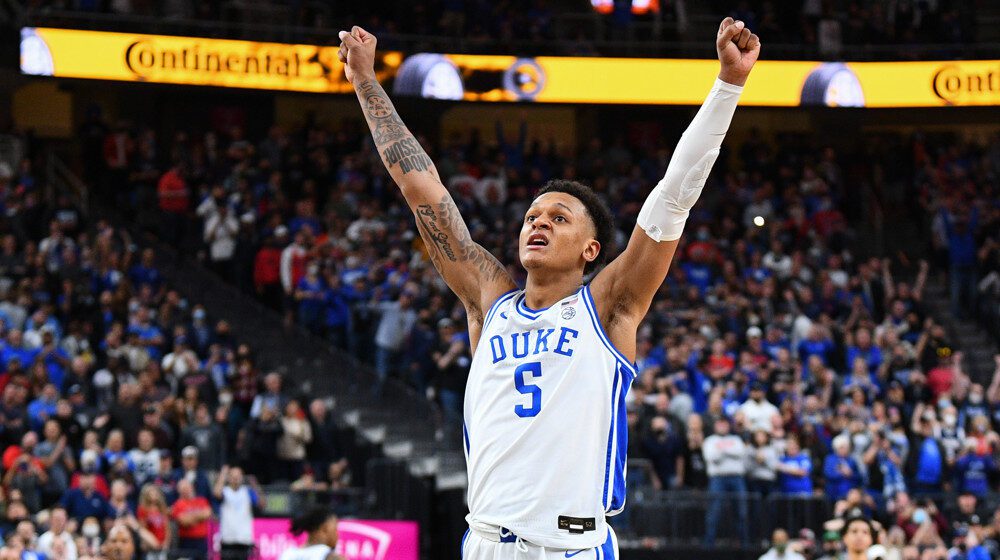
[338,27,515,344]
[590,18,760,354]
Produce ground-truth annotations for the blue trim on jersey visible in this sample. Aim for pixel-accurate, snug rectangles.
[599,528,616,560]
[601,368,621,510]
[513,286,584,321]
[581,285,638,377]
[608,364,633,514]
[463,422,470,455]
[513,293,543,320]
[498,527,518,543]
[461,528,470,558]
[483,289,518,330]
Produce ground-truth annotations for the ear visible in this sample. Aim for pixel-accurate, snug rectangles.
[582,239,601,265]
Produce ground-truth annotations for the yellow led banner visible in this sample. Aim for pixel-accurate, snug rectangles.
[402,54,1000,107]
[20,27,1000,107]
[19,27,403,93]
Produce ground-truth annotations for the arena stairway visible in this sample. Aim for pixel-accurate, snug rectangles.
[922,279,998,384]
[150,247,471,491]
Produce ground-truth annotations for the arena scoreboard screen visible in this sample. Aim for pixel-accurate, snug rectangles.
[20,27,1000,107]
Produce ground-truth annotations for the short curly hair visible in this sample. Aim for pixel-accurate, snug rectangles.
[534,179,615,275]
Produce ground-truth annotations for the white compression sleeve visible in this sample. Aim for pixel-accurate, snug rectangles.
[637,78,744,241]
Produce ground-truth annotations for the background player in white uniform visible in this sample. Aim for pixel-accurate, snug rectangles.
[338,17,761,559]
[277,508,345,560]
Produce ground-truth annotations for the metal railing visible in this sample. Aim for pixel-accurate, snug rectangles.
[45,152,89,210]
[618,491,830,545]
[617,489,1000,545]
[255,486,369,518]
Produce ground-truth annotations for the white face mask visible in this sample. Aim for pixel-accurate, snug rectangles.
[944,415,957,427]
[83,523,100,538]
[969,394,983,404]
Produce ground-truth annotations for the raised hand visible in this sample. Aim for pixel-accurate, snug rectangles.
[338,26,377,85]
[716,17,760,87]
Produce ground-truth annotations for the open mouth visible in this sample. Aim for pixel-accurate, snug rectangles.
[527,233,548,247]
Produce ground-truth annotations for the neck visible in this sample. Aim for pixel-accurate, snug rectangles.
[847,551,867,560]
[524,270,583,310]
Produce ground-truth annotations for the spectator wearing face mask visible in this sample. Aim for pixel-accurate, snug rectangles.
[759,528,806,560]
[823,435,863,502]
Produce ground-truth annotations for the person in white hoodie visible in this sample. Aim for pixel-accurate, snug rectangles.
[703,417,749,546]
[36,507,77,560]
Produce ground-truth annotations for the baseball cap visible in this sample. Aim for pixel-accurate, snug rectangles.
[274,225,289,237]
[750,380,766,391]
[437,318,454,329]
[67,384,83,396]
[823,530,840,542]
[181,446,199,458]
[746,326,763,338]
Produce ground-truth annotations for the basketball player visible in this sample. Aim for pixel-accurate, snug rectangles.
[339,16,760,559]
[277,508,346,560]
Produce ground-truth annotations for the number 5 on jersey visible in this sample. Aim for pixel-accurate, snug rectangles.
[514,362,542,417]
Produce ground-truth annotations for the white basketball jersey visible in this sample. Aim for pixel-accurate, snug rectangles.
[464,284,636,549]
[278,544,330,560]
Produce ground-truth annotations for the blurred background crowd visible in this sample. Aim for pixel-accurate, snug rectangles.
[0,96,992,558]
[0,1,998,560]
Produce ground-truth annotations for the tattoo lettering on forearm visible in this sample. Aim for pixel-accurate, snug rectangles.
[415,219,445,271]
[415,205,457,262]
[434,195,507,282]
[383,138,432,174]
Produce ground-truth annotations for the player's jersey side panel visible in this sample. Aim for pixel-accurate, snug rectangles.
[464,286,636,549]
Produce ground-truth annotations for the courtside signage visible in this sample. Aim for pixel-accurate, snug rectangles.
[20,27,1000,106]
[207,518,418,560]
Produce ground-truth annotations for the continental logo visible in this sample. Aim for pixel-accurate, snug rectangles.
[931,63,1000,105]
[123,39,325,80]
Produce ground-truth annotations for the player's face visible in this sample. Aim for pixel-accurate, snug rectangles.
[519,192,599,274]
[843,521,873,553]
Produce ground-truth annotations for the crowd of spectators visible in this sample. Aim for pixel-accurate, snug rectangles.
[70,95,992,554]
[0,138,351,560]
[2,82,996,559]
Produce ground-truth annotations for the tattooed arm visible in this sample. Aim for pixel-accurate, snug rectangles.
[338,27,515,347]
